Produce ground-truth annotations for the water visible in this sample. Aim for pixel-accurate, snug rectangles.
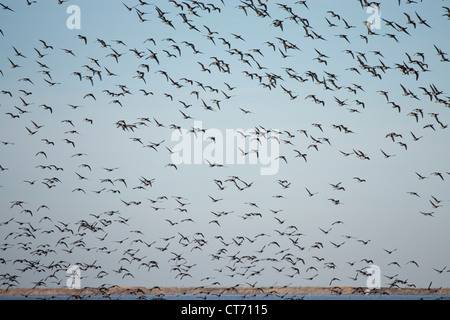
[0,294,448,300]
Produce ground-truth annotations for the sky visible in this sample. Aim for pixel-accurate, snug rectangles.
[0,0,449,291]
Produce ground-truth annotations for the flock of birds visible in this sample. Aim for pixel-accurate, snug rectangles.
[0,0,449,298]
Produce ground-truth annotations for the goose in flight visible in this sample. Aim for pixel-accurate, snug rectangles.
[39,39,53,50]
[239,107,252,114]
[328,199,341,205]
[305,188,317,197]
[381,149,396,159]
[431,172,444,181]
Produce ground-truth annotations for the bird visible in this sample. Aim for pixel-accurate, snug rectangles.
[239,107,252,114]
[305,188,317,197]
[381,149,396,159]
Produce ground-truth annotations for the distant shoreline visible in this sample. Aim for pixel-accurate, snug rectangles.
[1,286,449,297]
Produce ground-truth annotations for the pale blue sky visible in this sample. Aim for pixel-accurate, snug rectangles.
[0,0,449,290]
